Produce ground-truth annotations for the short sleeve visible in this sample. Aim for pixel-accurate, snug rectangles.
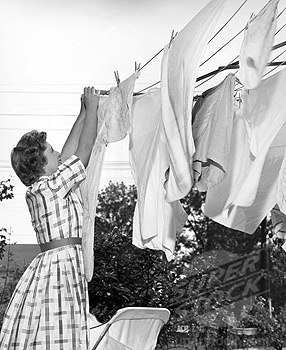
[47,155,86,195]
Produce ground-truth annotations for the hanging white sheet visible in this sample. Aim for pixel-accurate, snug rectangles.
[160,0,229,202]
[129,88,187,261]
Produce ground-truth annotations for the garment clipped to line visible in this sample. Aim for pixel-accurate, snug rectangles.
[204,68,286,234]
[192,73,235,192]
[274,142,286,253]
[271,204,286,252]
[239,0,279,89]
[160,0,229,202]
[276,146,286,215]
[81,72,138,281]
[129,88,187,261]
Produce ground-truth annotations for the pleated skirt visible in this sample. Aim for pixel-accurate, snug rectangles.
[0,245,89,350]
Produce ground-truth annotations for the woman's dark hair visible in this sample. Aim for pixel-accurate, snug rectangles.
[11,130,47,186]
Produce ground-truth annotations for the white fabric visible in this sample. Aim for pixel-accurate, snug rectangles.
[89,307,170,350]
[81,73,138,281]
[160,0,229,202]
[129,88,187,261]
[192,74,235,191]
[239,0,279,89]
[205,68,286,234]
[271,205,286,252]
[276,147,286,214]
[271,204,286,238]
[275,138,286,254]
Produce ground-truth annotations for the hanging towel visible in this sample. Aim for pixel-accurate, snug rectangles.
[129,88,187,261]
[239,0,279,89]
[204,68,286,234]
[192,74,235,191]
[81,72,138,281]
[160,0,229,202]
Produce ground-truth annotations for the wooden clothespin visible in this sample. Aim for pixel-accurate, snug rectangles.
[135,61,141,71]
[234,88,242,108]
[168,29,175,49]
[168,30,178,49]
[135,61,141,79]
[114,70,120,87]
[235,76,242,86]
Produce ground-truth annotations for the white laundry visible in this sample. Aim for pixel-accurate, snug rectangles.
[239,0,279,89]
[276,147,286,214]
[227,69,286,210]
[192,74,235,191]
[275,138,286,253]
[160,0,229,202]
[129,88,187,261]
[205,68,286,234]
[271,204,286,238]
[81,72,138,281]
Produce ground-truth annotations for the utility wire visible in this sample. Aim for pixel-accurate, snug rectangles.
[196,8,286,89]
[137,0,248,75]
[0,113,76,116]
[139,3,286,92]
[137,2,250,93]
[263,57,286,78]
[208,0,248,43]
[199,29,244,67]
[138,48,164,72]
[275,23,286,35]
[136,81,160,94]
[277,4,286,18]
[2,2,286,97]
[195,55,239,89]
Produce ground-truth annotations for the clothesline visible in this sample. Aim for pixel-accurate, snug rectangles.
[198,59,286,82]
[138,3,286,93]
[141,19,286,92]
[100,3,286,96]
[99,1,249,96]
[138,0,248,73]
[137,56,286,96]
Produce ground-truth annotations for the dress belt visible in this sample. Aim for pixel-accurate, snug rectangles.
[40,237,82,253]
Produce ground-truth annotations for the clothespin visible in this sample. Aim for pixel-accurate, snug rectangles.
[168,30,178,48]
[234,89,242,108]
[235,76,242,86]
[114,70,120,87]
[135,61,141,79]
[168,29,175,49]
[238,91,242,108]
[135,61,141,72]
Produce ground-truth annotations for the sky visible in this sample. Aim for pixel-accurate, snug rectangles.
[0,0,286,244]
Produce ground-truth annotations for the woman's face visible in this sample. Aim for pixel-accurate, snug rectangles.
[43,142,61,176]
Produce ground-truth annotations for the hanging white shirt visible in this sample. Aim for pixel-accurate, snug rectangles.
[192,74,235,192]
[205,68,286,234]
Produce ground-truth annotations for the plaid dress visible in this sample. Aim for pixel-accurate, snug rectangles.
[0,155,90,350]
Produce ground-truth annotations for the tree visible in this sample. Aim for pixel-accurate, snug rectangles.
[89,182,179,325]
[0,179,14,327]
[88,181,286,348]
[0,179,14,259]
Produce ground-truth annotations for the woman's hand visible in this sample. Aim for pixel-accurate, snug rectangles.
[83,87,100,112]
